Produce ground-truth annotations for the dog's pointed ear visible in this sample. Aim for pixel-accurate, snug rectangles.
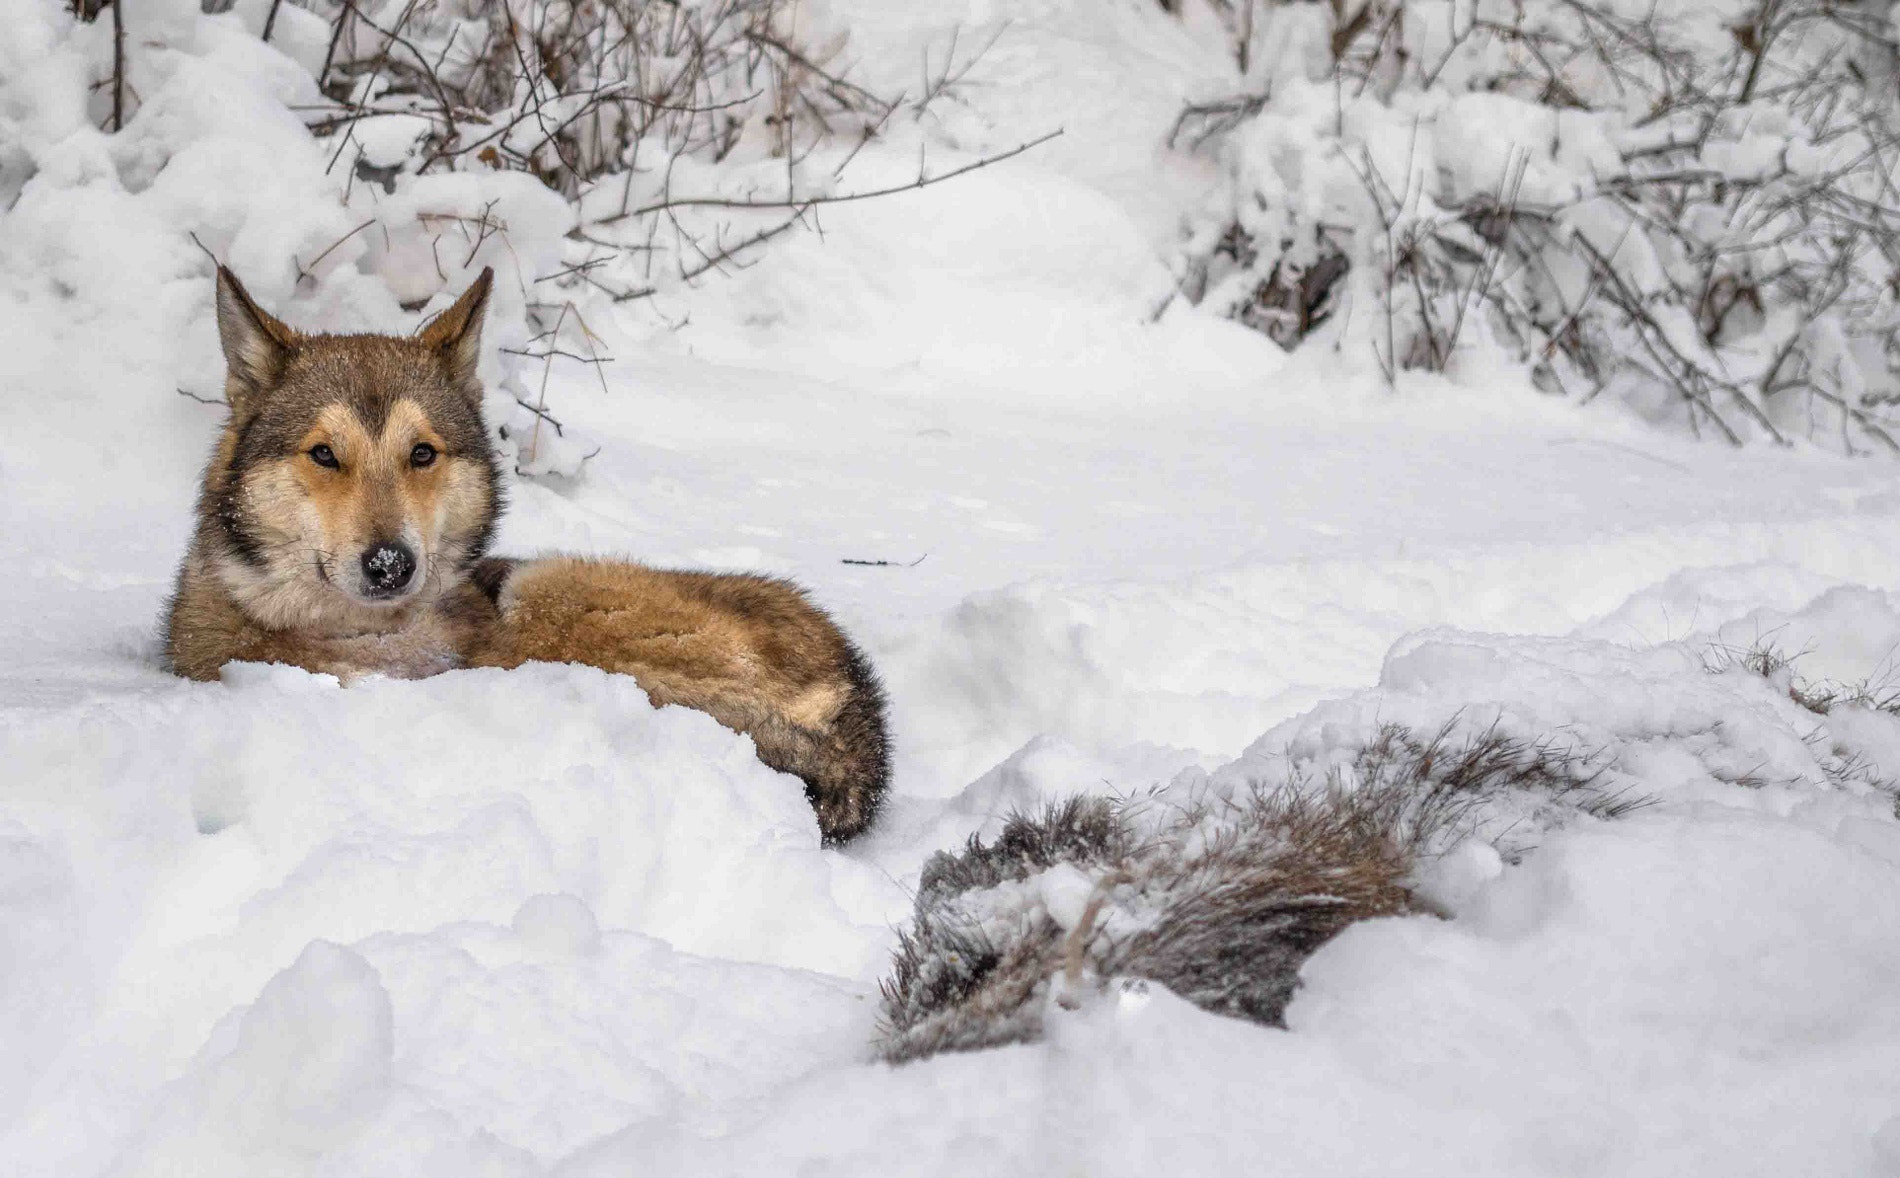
[417,267,493,391]
[215,267,296,410]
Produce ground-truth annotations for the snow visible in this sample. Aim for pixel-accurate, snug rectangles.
[1294,809,1900,1177]
[5,0,1900,1174]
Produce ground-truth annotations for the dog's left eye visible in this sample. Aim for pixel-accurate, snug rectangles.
[410,443,438,468]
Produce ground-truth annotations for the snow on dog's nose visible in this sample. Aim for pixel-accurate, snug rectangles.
[360,541,417,597]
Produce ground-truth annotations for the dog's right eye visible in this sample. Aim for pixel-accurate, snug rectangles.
[308,444,339,469]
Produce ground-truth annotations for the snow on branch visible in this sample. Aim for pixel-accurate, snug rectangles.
[1167,0,1900,452]
[267,0,1054,471]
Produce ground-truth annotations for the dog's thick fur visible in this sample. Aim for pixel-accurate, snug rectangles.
[465,557,888,840]
[164,268,889,842]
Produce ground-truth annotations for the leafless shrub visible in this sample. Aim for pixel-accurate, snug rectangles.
[71,0,1049,470]
[1172,0,1900,449]
[279,0,1051,464]
[300,1,1044,273]
[308,0,883,195]
[1173,215,1351,350]
[1343,137,1530,381]
[876,721,1639,1065]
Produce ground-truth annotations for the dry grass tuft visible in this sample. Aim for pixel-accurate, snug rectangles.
[1703,638,1900,813]
[1704,639,1900,717]
[876,722,1643,1064]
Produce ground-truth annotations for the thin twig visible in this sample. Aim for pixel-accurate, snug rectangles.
[110,0,125,131]
[598,130,1063,223]
[842,553,928,567]
[296,217,377,282]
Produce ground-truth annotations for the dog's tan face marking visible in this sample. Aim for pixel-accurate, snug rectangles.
[270,399,458,604]
[203,268,500,634]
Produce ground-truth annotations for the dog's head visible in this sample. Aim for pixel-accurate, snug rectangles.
[203,268,502,625]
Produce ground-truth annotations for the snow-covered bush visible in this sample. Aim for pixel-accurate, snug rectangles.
[4,0,594,467]
[300,0,1060,342]
[877,721,1639,1064]
[298,0,908,465]
[26,0,1045,473]
[305,0,898,313]
[1172,0,1900,451]
[311,0,884,193]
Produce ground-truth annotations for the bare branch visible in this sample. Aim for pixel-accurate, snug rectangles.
[599,130,1063,223]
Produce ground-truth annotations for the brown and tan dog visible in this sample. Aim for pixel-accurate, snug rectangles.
[163,267,888,842]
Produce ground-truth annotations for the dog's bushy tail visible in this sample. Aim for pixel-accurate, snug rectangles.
[753,639,890,844]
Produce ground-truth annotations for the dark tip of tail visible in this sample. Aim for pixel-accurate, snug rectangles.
[810,640,890,845]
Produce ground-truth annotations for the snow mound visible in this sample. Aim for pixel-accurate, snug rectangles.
[3,662,895,1174]
[568,585,1900,1176]
[9,542,1900,1178]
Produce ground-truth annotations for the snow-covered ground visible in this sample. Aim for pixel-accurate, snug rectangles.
[6,0,1900,1174]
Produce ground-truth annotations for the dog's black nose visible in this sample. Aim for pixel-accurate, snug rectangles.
[360,542,417,595]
